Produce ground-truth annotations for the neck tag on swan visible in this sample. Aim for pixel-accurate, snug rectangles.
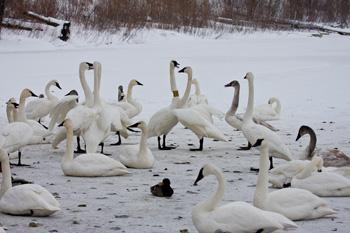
[172,90,179,97]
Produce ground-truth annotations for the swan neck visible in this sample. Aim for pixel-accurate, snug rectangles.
[296,159,316,179]
[243,78,254,121]
[93,64,101,106]
[6,106,14,123]
[0,155,12,198]
[64,126,74,162]
[194,81,201,95]
[179,71,193,107]
[18,95,28,122]
[201,169,225,211]
[273,98,281,113]
[126,82,134,103]
[227,85,240,115]
[45,82,55,100]
[80,66,93,107]
[307,129,317,159]
[254,146,269,208]
[170,65,179,97]
[138,127,148,155]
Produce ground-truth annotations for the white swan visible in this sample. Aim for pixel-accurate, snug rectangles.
[192,163,297,233]
[241,72,292,168]
[114,79,143,118]
[119,121,154,169]
[253,139,336,220]
[291,156,350,196]
[0,148,60,216]
[148,60,185,150]
[25,79,62,122]
[173,67,226,151]
[60,118,129,176]
[16,89,52,139]
[254,97,281,121]
[296,125,350,167]
[224,80,278,132]
[186,78,208,107]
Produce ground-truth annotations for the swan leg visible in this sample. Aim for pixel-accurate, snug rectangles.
[158,135,176,150]
[269,156,274,170]
[12,176,32,186]
[190,138,204,151]
[238,142,252,151]
[99,142,111,156]
[110,131,122,146]
[15,151,30,167]
[74,137,86,154]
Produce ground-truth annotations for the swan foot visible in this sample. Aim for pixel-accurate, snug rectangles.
[237,142,252,151]
[283,182,291,188]
[250,167,259,172]
[269,156,274,170]
[75,137,86,153]
[110,132,122,146]
[13,151,30,166]
[12,176,32,185]
[158,135,177,150]
[190,138,204,151]
[100,142,111,156]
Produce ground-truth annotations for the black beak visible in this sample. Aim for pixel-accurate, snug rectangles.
[13,102,19,108]
[128,122,140,128]
[86,62,94,70]
[173,60,180,68]
[244,75,247,79]
[178,67,186,73]
[296,133,301,141]
[136,80,143,86]
[317,169,322,172]
[194,168,204,186]
[30,91,38,97]
[55,82,62,90]
[224,82,231,87]
[65,90,78,96]
[252,139,264,147]
[58,121,64,127]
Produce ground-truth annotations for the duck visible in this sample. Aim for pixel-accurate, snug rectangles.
[192,164,297,233]
[290,156,350,197]
[252,139,336,220]
[173,67,226,151]
[224,80,278,133]
[25,79,62,123]
[296,125,350,167]
[240,72,292,169]
[60,118,129,177]
[119,121,154,169]
[0,148,60,216]
[148,60,186,150]
[150,178,173,197]
[254,97,281,121]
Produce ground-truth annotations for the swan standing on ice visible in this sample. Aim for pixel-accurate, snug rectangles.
[296,125,350,167]
[240,72,292,169]
[119,121,154,169]
[192,164,297,233]
[252,139,336,220]
[60,119,129,177]
[0,148,60,216]
[289,156,350,196]
[224,80,278,133]
[148,60,187,150]
[25,79,62,124]
[254,97,281,121]
[173,67,226,151]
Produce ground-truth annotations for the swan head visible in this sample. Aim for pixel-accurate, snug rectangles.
[80,62,94,70]
[49,79,62,90]
[64,89,79,96]
[6,98,19,109]
[59,118,73,129]
[243,72,254,81]
[252,138,265,147]
[194,164,219,185]
[296,125,314,141]
[224,80,239,88]
[312,156,324,172]
[170,60,180,69]
[130,79,143,86]
[128,121,147,130]
[178,66,192,75]
[20,88,38,99]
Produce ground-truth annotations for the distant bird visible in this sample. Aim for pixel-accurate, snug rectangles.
[151,178,173,197]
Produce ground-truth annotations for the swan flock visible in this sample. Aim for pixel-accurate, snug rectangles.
[0,60,349,233]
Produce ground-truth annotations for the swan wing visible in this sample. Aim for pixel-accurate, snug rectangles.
[49,95,78,131]
[26,98,55,120]
[148,107,178,137]
[225,113,242,130]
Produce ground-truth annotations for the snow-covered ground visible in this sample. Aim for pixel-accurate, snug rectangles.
[0,29,350,232]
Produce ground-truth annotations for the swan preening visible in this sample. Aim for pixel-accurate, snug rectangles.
[192,164,297,233]
[254,97,281,121]
[253,139,336,220]
[296,125,350,167]
[0,148,60,216]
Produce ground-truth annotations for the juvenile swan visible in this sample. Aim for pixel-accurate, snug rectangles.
[0,148,60,216]
[253,139,336,220]
[192,164,297,233]
[60,118,129,177]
